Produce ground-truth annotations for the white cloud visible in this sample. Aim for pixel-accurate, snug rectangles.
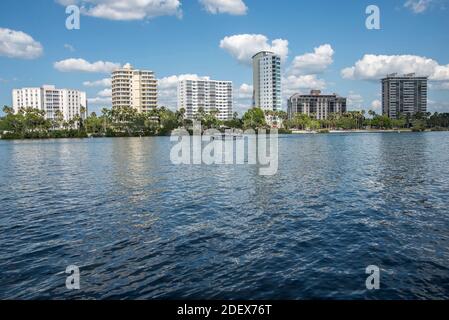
[57,0,182,21]
[347,92,364,110]
[97,88,112,97]
[282,75,326,99]
[0,28,43,59]
[404,0,433,13]
[428,100,449,113]
[54,58,121,73]
[200,0,247,15]
[288,44,334,75]
[370,99,382,112]
[83,78,112,87]
[88,96,112,105]
[430,82,449,90]
[232,83,253,115]
[220,34,289,64]
[427,100,449,113]
[341,54,449,81]
[236,83,253,99]
[64,44,75,52]
[158,74,211,108]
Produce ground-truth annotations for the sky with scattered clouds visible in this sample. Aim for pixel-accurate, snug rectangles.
[1,0,449,115]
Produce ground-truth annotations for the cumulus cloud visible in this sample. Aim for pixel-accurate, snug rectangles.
[347,92,365,110]
[428,100,449,113]
[220,34,289,64]
[430,82,449,90]
[282,44,335,100]
[64,44,75,52]
[158,74,211,108]
[404,0,433,13]
[370,99,382,112]
[282,75,326,99]
[0,28,43,59]
[341,54,449,81]
[83,78,112,87]
[97,88,112,97]
[88,87,112,105]
[57,0,182,21]
[54,58,121,73]
[288,44,334,76]
[232,83,253,114]
[88,96,112,105]
[200,0,247,15]
[236,83,253,99]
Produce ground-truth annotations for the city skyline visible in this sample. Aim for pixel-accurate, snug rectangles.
[1,0,449,116]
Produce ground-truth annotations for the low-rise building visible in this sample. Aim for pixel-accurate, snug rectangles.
[12,85,87,121]
[288,90,347,120]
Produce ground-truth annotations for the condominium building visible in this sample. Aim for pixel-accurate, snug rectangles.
[112,64,157,112]
[252,51,282,111]
[382,73,428,119]
[287,90,347,120]
[177,79,233,121]
[12,85,87,121]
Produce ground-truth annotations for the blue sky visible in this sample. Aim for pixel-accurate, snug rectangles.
[1,0,449,115]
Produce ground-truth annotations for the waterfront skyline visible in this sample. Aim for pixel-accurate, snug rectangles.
[1,0,449,117]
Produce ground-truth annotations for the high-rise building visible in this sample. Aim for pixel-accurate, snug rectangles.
[177,79,233,121]
[12,85,87,121]
[287,90,347,120]
[382,73,428,119]
[252,51,282,111]
[112,64,157,112]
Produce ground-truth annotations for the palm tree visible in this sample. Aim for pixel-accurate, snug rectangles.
[54,110,64,129]
[3,106,14,116]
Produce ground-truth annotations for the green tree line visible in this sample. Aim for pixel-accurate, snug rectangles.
[284,111,449,132]
[2,106,449,139]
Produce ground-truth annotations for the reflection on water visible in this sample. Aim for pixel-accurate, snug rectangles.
[0,133,449,299]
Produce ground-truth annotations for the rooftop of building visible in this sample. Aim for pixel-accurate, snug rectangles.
[289,90,345,99]
[252,51,279,59]
[382,73,429,80]
[179,79,232,84]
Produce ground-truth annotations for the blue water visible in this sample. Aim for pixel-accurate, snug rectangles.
[1,132,449,300]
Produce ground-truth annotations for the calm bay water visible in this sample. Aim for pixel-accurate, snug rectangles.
[1,132,449,300]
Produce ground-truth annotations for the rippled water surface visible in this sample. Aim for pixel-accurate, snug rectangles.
[1,133,449,299]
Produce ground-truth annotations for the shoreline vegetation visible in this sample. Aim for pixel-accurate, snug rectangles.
[1,105,449,140]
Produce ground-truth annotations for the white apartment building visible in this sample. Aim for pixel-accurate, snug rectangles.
[112,64,157,112]
[12,85,87,121]
[178,79,233,121]
[252,51,282,111]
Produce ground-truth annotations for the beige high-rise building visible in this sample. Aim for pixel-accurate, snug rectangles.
[112,64,157,112]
